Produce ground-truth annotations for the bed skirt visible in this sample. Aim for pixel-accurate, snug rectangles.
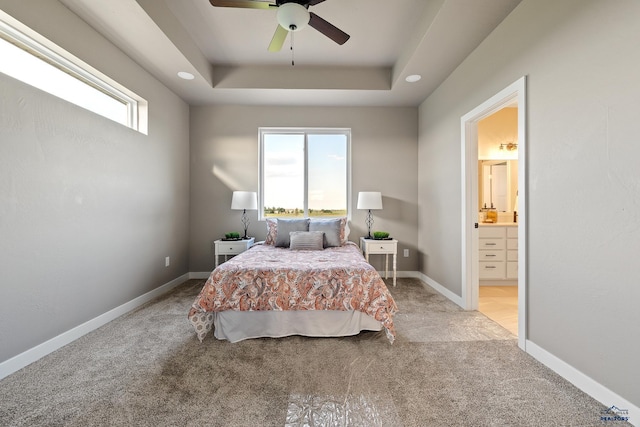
[212,310,382,343]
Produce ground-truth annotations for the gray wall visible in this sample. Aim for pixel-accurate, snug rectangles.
[189,105,419,273]
[418,0,640,406]
[0,1,190,363]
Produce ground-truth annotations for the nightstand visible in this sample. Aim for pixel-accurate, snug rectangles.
[360,237,398,287]
[214,237,255,267]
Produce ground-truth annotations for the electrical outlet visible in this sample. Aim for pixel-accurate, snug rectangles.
[403,249,409,257]
[165,256,170,267]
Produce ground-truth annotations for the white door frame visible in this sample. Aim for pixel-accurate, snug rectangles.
[461,76,527,350]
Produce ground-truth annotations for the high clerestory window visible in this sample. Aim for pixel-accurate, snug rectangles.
[259,128,351,220]
[0,12,147,133]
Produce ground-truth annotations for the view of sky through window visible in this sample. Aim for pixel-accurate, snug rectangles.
[308,134,347,211]
[262,131,348,217]
[0,15,138,129]
[0,30,129,126]
[263,133,305,212]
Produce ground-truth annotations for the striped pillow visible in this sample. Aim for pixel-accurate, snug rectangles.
[289,231,325,250]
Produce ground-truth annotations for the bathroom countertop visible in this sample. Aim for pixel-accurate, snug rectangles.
[479,222,517,227]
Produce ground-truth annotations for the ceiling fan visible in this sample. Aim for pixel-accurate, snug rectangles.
[209,0,350,52]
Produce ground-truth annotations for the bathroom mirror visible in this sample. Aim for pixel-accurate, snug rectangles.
[479,160,518,212]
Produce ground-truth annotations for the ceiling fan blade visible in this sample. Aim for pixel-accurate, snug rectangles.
[209,0,275,9]
[308,0,327,5]
[268,25,289,52]
[308,12,350,45]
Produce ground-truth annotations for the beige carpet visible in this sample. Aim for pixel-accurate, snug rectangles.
[0,278,617,426]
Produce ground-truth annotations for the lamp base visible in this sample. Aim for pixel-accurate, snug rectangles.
[365,210,374,240]
[240,210,250,241]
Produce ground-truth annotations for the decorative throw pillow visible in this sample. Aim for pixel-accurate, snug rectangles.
[309,218,343,248]
[341,217,350,243]
[275,218,310,247]
[264,218,278,245]
[289,231,325,250]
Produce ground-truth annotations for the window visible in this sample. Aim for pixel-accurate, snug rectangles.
[0,13,147,133]
[259,128,351,219]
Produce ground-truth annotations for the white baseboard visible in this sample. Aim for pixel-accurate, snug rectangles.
[526,340,638,426]
[0,273,189,381]
[418,272,464,308]
[189,272,211,279]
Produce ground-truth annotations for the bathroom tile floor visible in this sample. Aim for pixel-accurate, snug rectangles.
[479,285,518,336]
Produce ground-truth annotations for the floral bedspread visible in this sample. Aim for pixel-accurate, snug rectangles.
[188,242,397,343]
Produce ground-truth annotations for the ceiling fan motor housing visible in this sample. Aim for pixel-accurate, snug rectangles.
[277,2,310,31]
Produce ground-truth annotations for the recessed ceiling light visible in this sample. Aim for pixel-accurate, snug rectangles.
[405,74,421,83]
[177,71,195,80]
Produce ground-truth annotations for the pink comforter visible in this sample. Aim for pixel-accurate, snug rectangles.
[188,242,397,342]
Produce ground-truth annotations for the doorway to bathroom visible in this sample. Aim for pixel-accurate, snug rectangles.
[460,77,527,350]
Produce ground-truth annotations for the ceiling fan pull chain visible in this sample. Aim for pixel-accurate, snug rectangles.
[291,31,295,66]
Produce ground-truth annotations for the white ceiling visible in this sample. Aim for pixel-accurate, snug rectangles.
[59,0,522,107]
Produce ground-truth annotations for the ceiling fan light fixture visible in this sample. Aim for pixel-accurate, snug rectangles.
[277,2,310,32]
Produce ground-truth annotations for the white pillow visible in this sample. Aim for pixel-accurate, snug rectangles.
[289,231,325,250]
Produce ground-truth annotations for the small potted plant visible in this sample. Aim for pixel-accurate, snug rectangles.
[373,231,390,240]
[223,232,241,241]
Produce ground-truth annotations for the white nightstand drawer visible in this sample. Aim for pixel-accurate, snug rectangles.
[479,238,505,250]
[479,250,505,261]
[479,261,506,279]
[366,241,397,254]
[218,242,249,255]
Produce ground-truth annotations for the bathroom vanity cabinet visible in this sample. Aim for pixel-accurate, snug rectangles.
[479,225,518,282]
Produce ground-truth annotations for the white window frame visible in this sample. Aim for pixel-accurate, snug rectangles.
[258,127,352,221]
[0,12,147,134]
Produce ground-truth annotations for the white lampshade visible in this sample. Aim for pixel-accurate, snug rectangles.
[277,2,310,32]
[357,192,383,210]
[231,191,257,210]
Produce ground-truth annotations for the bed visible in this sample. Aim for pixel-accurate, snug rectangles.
[188,217,398,343]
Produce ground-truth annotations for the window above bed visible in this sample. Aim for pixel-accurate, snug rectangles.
[259,128,351,220]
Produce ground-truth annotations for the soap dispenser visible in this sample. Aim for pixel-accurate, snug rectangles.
[485,203,498,223]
